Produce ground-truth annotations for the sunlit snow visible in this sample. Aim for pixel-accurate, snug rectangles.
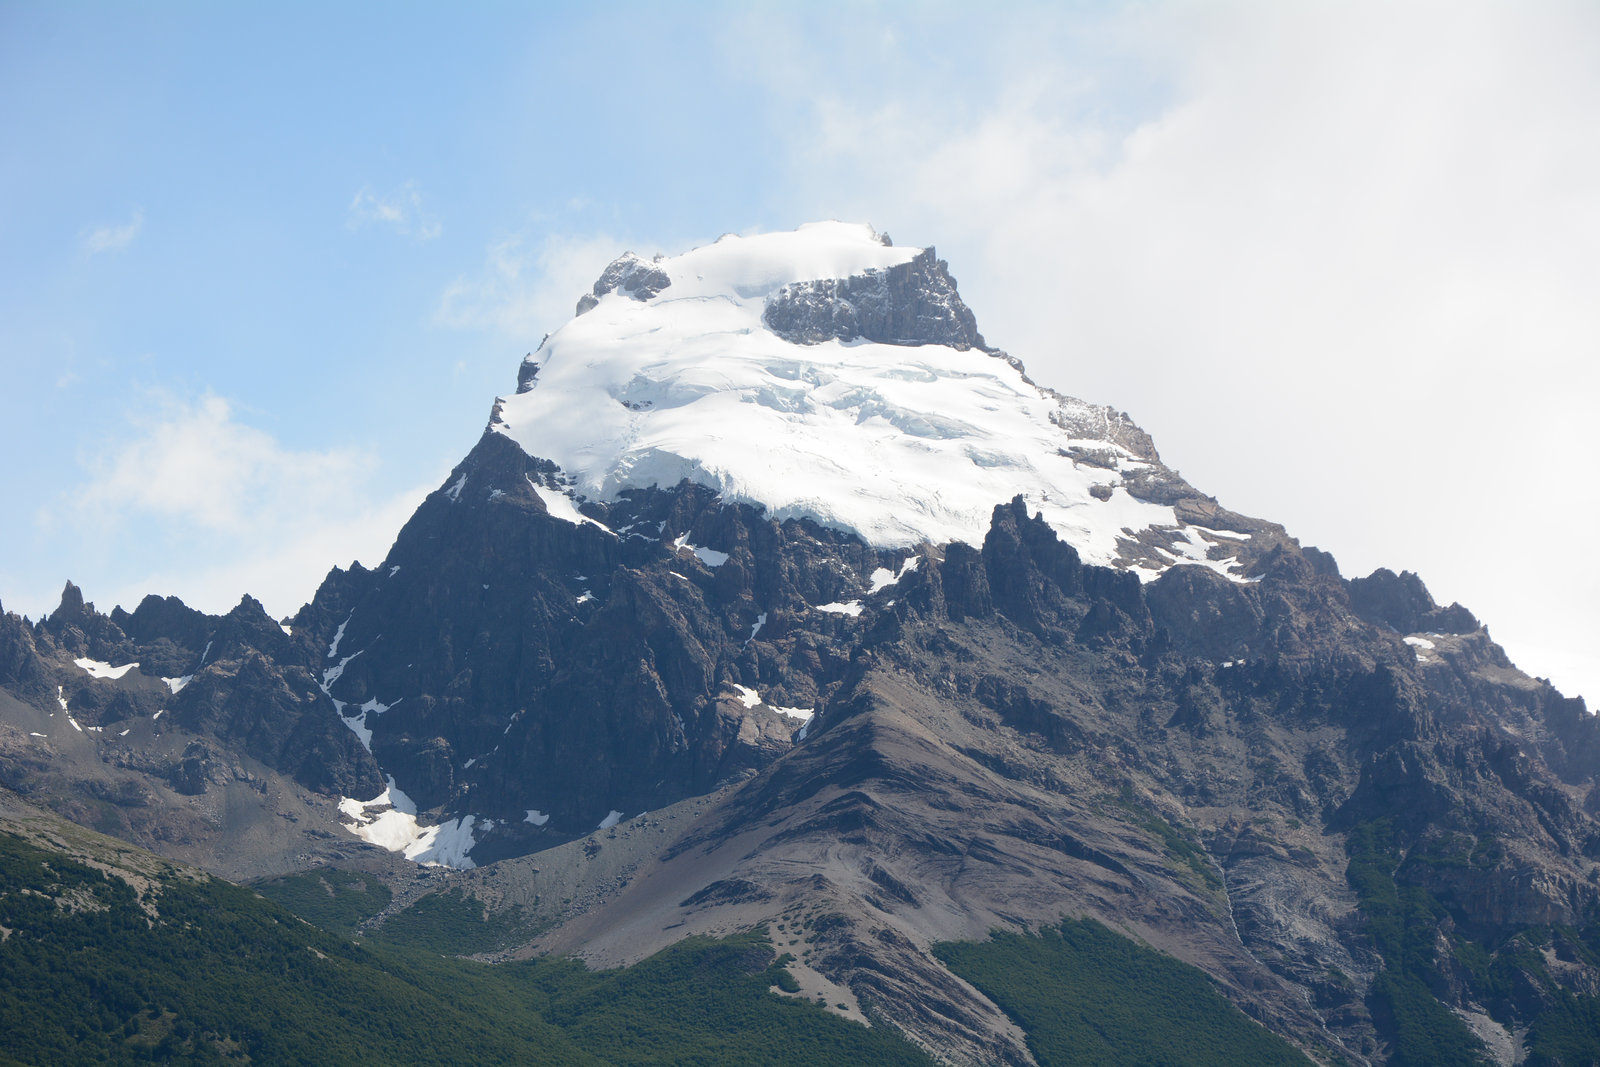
[162,675,192,695]
[525,809,550,826]
[816,601,864,617]
[338,777,479,868]
[495,221,1190,572]
[73,657,138,680]
[869,556,920,594]
[598,810,623,830]
[527,477,615,535]
[673,533,729,567]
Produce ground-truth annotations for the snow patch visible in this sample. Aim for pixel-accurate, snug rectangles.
[338,697,399,753]
[730,684,762,709]
[338,778,479,868]
[1153,525,1253,582]
[327,617,350,659]
[597,810,623,830]
[527,476,616,535]
[321,649,362,691]
[673,533,729,568]
[869,555,920,594]
[773,705,815,725]
[153,709,165,721]
[445,473,468,502]
[816,600,863,617]
[162,675,193,695]
[576,591,595,605]
[525,809,550,826]
[56,686,68,711]
[73,657,138,681]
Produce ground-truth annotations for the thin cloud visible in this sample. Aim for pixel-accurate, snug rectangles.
[84,208,144,254]
[49,390,436,619]
[436,230,632,340]
[739,2,1600,702]
[347,182,441,240]
[69,391,372,532]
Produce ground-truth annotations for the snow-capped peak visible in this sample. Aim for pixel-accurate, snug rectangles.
[493,222,1258,578]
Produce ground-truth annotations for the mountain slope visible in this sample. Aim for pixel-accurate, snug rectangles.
[2,222,1598,1065]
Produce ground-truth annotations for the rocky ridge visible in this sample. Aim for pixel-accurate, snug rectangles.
[2,225,1598,1064]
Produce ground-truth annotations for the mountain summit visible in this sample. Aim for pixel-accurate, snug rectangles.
[4,223,1599,1065]
[495,221,1265,580]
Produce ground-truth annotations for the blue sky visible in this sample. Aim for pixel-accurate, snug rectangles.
[3,1,1598,704]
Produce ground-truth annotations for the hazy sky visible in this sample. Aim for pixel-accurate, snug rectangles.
[2,1,1596,705]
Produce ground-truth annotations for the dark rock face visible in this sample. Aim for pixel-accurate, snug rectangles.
[5,460,1600,1061]
[763,247,988,351]
[1348,566,1479,634]
[574,251,671,316]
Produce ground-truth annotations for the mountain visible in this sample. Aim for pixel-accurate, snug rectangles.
[3,221,1599,1065]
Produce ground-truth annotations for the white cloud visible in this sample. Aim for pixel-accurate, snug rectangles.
[84,208,144,254]
[53,391,434,620]
[436,230,633,340]
[744,2,1600,703]
[348,182,441,240]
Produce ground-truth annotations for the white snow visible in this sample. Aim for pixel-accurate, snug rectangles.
[73,657,138,681]
[29,732,45,738]
[747,612,767,644]
[327,617,349,659]
[199,640,212,666]
[56,686,68,711]
[389,565,401,577]
[731,684,762,709]
[1404,635,1437,650]
[445,472,468,502]
[162,675,192,695]
[869,555,921,594]
[463,758,476,769]
[279,623,293,636]
[321,649,361,691]
[597,810,623,830]
[337,697,398,752]
[576,591,595,605]
[337,778,479,868]
[525,809,550,826]
[493,221,1197,575]
[816,601,864,617]
[773,705,815,724]
[153,709,165,720]
[1189,525,1251,542]
[1153,525,1253,582]
[673,533,729,568]
[526,476,616,534]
